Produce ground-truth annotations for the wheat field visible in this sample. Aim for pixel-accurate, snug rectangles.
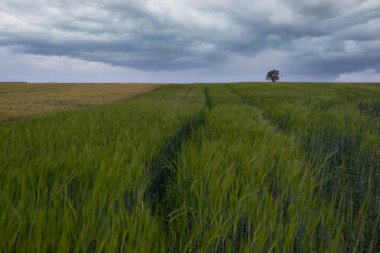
[0,83,379,252]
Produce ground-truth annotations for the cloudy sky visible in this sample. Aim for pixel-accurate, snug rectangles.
[1,0,380,83]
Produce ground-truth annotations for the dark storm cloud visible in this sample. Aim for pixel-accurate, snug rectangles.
[0,0,380,80]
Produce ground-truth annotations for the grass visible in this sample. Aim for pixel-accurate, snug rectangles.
[227,83,380,252]
[0,83,161,121]
[0,83,379,252]
[0,85,204,252]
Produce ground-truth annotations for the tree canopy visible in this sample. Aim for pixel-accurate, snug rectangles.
[266,70,281,82]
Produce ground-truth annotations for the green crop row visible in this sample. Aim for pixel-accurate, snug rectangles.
[164,85,342,252]
[227,83,380,252]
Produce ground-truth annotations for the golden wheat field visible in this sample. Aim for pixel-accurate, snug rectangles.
[0,83,161,121]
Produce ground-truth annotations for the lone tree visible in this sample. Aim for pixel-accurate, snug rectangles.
[266,69,281,82]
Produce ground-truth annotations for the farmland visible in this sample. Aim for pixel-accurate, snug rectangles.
[0,83,379,252]
[0,83,160,121]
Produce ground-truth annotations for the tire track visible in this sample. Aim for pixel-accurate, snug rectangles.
[204,86,212,110]
[225,84,380,252]
[147,87,211,234]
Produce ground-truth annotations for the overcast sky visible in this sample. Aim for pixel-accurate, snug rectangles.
[1,0,380,83]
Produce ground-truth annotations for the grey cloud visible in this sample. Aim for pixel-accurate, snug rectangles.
[0,0,380,80]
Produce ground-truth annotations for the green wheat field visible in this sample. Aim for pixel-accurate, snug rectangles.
[0,83,379,252]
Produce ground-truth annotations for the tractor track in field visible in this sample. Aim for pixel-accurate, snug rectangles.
[226,84,380,252]
[146,87,211,234]
[204,86,212,110]
[225,84,288,132]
